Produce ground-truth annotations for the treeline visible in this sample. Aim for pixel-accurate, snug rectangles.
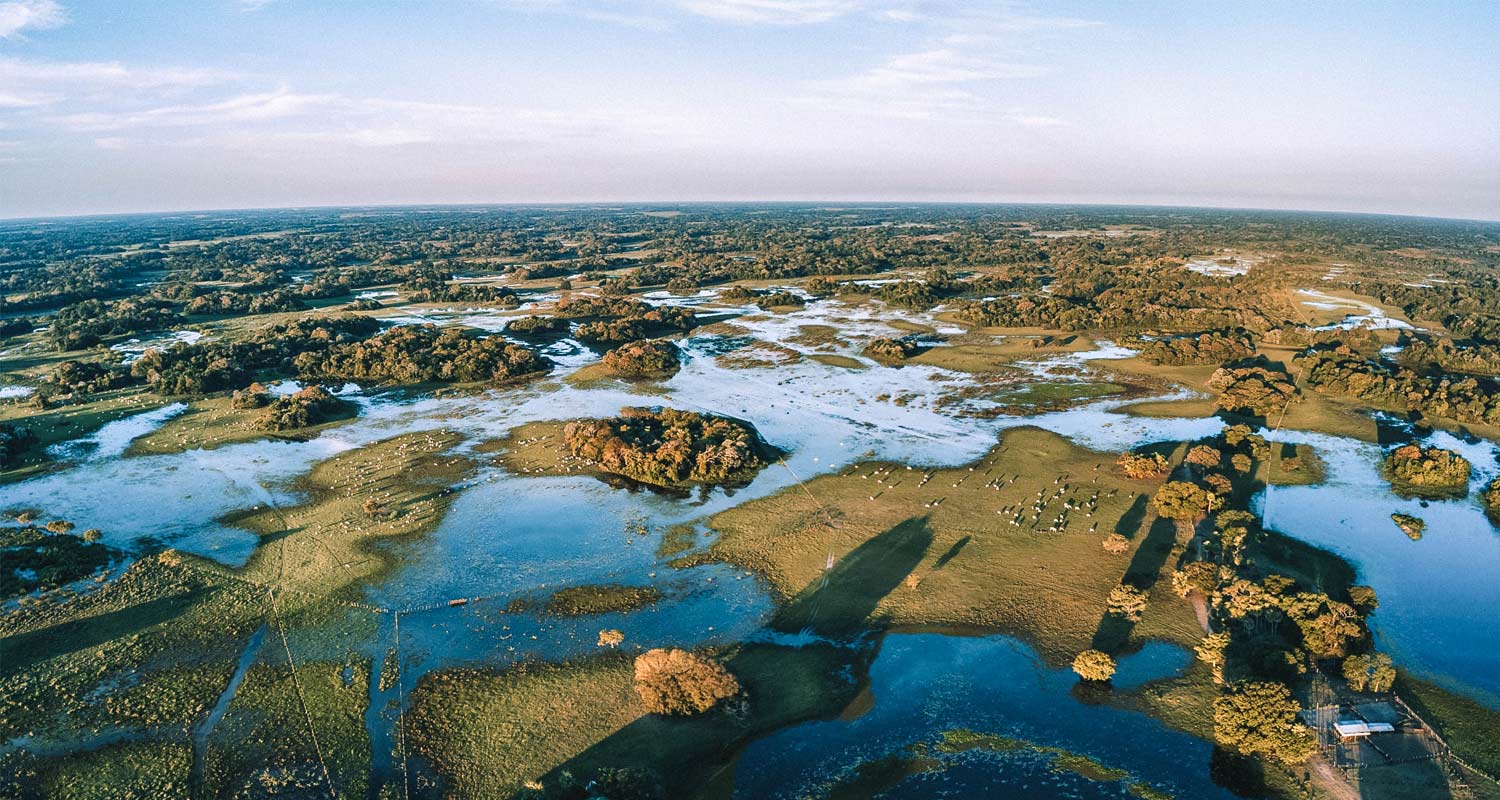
[294,325,550,384]
[1140,329,1255,366]
[1303,347,1500,426]
[131,317,381,395]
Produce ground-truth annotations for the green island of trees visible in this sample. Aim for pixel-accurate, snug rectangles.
[1208,361,1298,418]
[599,339,681,378]
[231,384,352,431]
[1382,444,1471,498]
[562,407,776,488]
[863,337,921,366]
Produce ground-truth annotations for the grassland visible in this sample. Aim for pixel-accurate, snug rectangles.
[701,426,1203,663]
[226,428,476,601]
[126,393,359,457]
[0,388,166,483]
[406,643,859,799]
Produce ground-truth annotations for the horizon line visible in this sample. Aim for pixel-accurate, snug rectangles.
[3,199,1498,227]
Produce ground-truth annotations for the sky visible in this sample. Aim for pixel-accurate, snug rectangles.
[0,0,1497,220]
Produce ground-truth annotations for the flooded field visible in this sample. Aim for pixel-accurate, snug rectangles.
[4,293,1498,797]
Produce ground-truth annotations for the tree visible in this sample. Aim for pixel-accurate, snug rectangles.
[81,528,103,543]
[1152,481,1215,521]
[1101,532,1130,554]
[1107,584,1149,622]
[597,629,624,649]
[1212,681,1317,764]
[1072,649,1116,682]
[633,648,741,716]
[1196,632,1231,684]
[1186,445,1223,470]
[1117,451,1170,480]
[1347,585,1378,614]
[1231,453,1253,474]
[1341,653,1395,693]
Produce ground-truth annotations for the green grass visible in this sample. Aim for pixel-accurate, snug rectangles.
[1395,671,1500,780]
[407,643,859,799]
[125,394,359,457]
[543,584,663,616]
[704,426,1202,663]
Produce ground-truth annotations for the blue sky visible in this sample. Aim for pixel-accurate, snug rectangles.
[1,0,1497,219]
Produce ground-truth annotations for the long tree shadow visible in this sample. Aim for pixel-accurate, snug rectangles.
[532,520,934,798]
[1091,513,1180,653]
[770,516,934,639]
[1113,494,1149,538]
[0,589,205,676]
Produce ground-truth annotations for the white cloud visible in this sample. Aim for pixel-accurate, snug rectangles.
[0,0,64,39]
[805,48,1045,120]
[57,88,335,130]
[0,57,237,94]
[675,0,858,25]
[0,91,48,108]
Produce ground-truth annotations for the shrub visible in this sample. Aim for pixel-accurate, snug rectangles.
[632,648,740,716]
[1072,649,1116,682]
[1117,451,1170,480]
[1101,533,1130,554]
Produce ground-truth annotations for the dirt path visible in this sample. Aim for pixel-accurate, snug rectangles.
[1190,592,1211,633]
[1309,758,1359,800]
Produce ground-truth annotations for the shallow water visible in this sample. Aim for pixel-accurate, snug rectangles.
[1259,427,1500,705]
[732,632,1229,800]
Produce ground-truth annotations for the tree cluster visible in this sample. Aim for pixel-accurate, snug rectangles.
[1140,328,1255,366]
[295,325,550,385]
[563,407,772,487]
[600,339,681,378]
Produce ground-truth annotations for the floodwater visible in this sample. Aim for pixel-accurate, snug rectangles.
[5,296,1499,792]
[733,632,1228,799]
